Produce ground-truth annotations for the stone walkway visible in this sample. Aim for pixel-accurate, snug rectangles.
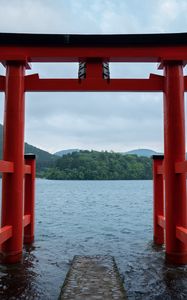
[59,255,127,300]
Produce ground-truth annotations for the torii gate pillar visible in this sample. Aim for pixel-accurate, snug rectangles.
[164,62,187,264]
[1,62,25,263]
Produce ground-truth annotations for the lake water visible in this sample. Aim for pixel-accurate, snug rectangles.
[0,179,187,299]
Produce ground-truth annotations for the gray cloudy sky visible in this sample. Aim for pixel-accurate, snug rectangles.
[0,0,187,153]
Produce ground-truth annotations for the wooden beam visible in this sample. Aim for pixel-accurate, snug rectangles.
[0,226,12,245]
[176,226,187,244]
[0,160,14,173]
[25,76,164,92]
[157,215,165,228]
[23,214,31,227]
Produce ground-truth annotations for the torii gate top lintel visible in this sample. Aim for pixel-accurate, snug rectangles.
[1,32,187,47]
[0,32,187,93]
[0,32,187,63]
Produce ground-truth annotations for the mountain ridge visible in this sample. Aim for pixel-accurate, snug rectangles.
[54,149,80,157]
[54,148,162,158]
[124,148,162,157]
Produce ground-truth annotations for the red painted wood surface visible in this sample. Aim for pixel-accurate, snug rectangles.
[164,62,187,264]
[0,160,14,173]
[0,226,12,245]
[24,155,36,244]
[1,63,25,263]
[153,156,164,245]
[23,215,31,228]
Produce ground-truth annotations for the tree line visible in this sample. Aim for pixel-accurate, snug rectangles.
[41,150,153,180]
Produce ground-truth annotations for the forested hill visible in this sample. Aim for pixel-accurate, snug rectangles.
[43,150,153,180]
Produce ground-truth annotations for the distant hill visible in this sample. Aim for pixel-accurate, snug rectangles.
[54,149,80,157]
[0,124,57,172]
[124,148,161,157]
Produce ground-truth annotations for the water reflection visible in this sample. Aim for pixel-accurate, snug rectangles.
[151,241,164,253]
[0,245,40,300]
[162,263,187,299]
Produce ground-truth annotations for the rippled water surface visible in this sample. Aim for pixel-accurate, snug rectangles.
[1,179,187,299]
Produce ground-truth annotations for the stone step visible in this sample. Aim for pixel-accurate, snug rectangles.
[59,255,127,300]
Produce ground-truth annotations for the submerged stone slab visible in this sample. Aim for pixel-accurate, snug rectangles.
[59,255,127,300]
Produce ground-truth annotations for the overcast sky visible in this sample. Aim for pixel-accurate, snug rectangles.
[0,0,187,153]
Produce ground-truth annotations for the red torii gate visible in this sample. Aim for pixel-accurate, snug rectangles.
[0,32,187,264]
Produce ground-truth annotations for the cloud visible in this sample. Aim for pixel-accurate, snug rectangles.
[0,0,187,34]
[152,0,187,32]
[0,0,63,33]
[24,91,163,152]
